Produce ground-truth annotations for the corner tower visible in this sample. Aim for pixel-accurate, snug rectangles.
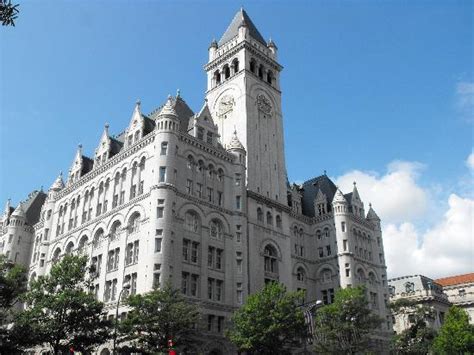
[205,9,287,202]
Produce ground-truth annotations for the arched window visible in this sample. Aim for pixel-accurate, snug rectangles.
[267,70,273,85]
[264,245,278,274]
[258,65,264,79]
[232,58,239,74]
[65,241,74,255]
[214,70,221,85]
[134,130,140,142]
[405,282,415,293]
[132,162,138,177]
[93,229,104,247]
[357,268,365,282]
[128,213,140,234]
[266,212,273,225]
[210,219,223,240]
[140,157,146,171]
[223,65,230,79]
[217,168,224,182]
[198,160,204,173]
[369,272,377,285]
[296,267,306,282]
[78,235,88,252]
[187,155,194,170]
[276,215,282,228]
[322,269,332,283]
[316,230,322,240]
[185,211,200,233]
[324,228,330,238]
[52,248,61,263]
[110,221,122,240]
[250,58,256,73]
[208,164,214,179]
[257,208,263,222]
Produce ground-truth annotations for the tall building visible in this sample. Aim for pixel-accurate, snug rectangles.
[0,9,392,354]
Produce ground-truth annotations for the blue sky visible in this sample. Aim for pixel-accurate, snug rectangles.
[1,1,472,277]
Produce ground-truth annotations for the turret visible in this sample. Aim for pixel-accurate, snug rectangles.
[366,203,381,230]
[208,39,218,61]
[156,96,180,132]
[350,181,365,217]
[267,38,278,59]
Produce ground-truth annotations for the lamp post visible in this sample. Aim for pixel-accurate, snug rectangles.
[300,299,323,354]
[112,282,131,355]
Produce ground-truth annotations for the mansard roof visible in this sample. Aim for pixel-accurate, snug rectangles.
[301,174,337,217]
[219,8,266,46]
[10,191,46,226]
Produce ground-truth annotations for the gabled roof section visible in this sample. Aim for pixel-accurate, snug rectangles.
[436,273,474,287]
[366,203,380,221]
[150,94,194,133]
[301,174,337,217]
[333,189,348,204]
[219,8,266,46]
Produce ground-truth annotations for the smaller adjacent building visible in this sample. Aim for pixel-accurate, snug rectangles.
[388,275,450,334]
[436,273,474,324]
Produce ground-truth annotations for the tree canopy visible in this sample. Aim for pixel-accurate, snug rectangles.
[18,254,111,354]
[0,0,19,26]
[226,282,307,354]
[312,286,383,354]
[390,298,438,354]
[433,306,474,354]
[118,282,201,354]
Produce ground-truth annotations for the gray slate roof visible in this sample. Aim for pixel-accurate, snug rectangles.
[219,9,266,46]
[301,175,337,217]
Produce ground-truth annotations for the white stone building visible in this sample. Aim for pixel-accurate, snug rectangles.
[436,273,474,324]
[0,9,392,354]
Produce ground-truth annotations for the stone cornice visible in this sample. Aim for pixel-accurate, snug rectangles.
[247,190,290,213]
[56,134,155,200]
[179,133,235,163]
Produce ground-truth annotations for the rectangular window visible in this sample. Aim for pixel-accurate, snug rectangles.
[133,241,139,263]
[341,222,346,232]
[182,272,189,295]
[197,127,204,140]
[237,282,243,304]
[207,315,214,332]
[326,245,331,256]
[208,246,214,268]
[208,278,214,300]
[217,316,224,333]
[346,268,350,277]
[120,191,125,205]
[216,249,223,270]
[191,242,199,264]
[236,196,241,210]
[157,207,164,218]
[159,167,166,183]
[343,239,348,251]
[207,188,213,202]
[235,173,241,186]
[130,185,136,199]
[44,228,49,240]
[111,279,118,301]
[236,225,242,243]
[186,179,193,194]
[161,142,168,155]
[131,273,137,295]
[217,191,223,206]
[155,238,162,253]
[153,272,161,289]
[190,274,198,297]
[318,247,323,258]
[216,280,223,301]
[182,239,190,261]
[206,131,213,144]
[196,183,202,198]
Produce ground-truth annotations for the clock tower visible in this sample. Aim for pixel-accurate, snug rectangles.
[205,9,287,202]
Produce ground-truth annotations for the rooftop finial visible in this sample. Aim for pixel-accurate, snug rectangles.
[136,99,141,107]
[324,170,327,175]
[353,181,357,186]
[176,89,181,98]
[78,144,82,149]
[369,203,372,208]
[105,122,110,129]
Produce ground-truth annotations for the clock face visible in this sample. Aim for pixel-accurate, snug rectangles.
[218,95,235,117]
[257,94,272,115]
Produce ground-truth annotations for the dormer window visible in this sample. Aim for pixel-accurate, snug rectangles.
[197,127,204,140]
[206,131,213,144]
[250,58,256,73]
[405,282,415,293]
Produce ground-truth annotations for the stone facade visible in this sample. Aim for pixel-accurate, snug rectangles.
[388,275,451,334]
[0,9,392,354]
[436,273,474,324]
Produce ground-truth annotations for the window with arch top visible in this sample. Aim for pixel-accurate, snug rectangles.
[250,58,256,73]
[263,245,278,274]
[210,219,223,240]
[128,212,141,234]
[276,215,282,228]
[185,211,200,233]
[266,212,273,226]
[296,267,306,282]
[257,208,263,222]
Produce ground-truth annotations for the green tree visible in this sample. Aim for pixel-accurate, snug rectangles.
[0,255,35,354]
[390,299,437,354]
[433,306,474,354]
[312,286,382,354]
[17,254,111,354]
[226,282,307,354]
[0,0,19,26]
[118,282,201,354]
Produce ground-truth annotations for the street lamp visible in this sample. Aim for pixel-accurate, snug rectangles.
[112,281,131,355]
[300,299,323,354]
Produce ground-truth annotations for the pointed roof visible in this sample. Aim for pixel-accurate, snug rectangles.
[4,198,11,215]
[366,203,380,221]
[50,172,65,191]
[352,181,362,203]
[12,203,25,218]
[159,95,178,117]
[314,188,327,203]
[219,9,266,46]
[332,189,348,204]
[301,174,337,217]
[227,130,245,150]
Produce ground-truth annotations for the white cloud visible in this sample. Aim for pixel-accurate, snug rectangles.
[384,194,474,279]
[334,158,473,279]
[466,151,474,171]
[456,81,474,122]
[334,160,428,224]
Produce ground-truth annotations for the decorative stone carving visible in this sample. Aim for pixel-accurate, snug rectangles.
[257,94,272,115]
[218,95,234,117]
